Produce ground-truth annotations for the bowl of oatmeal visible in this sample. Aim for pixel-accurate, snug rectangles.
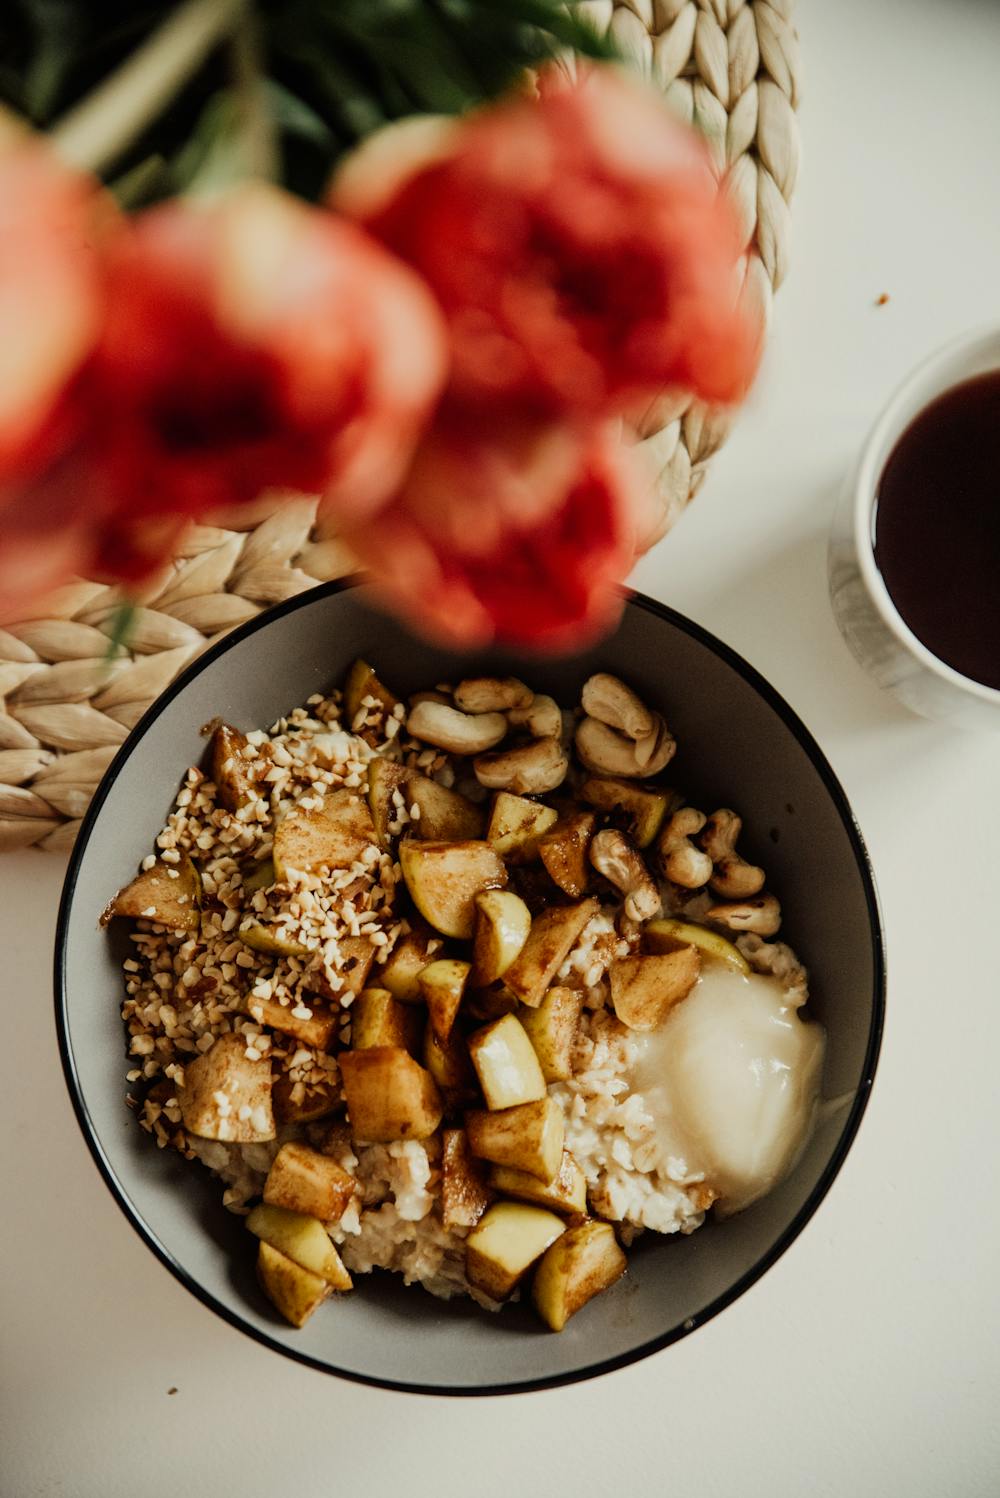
[55,583,884,1393]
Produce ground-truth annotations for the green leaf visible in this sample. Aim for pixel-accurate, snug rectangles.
[104,599,136,661]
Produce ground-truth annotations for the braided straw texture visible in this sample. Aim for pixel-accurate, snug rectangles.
[0,0,800,852]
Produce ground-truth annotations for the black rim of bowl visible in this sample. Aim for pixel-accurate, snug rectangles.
[54,580,886,1396]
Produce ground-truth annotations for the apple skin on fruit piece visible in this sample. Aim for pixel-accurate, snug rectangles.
[263,1142,358,1223]
[471,889,531,986]
[490,1151,588,1215]
[367,757,408,846]
[501,897,599,1008]
[377,923,441,1002]
[177,1032,274,1142]
[343,658,400,745]
[273,788,377,879]
[407,775,484,841]
[466,1096,565,1182]
[248,1202,353,1289]
[105,854,201,932]
[239,919,310,959]
[423,1023,477,1099]
[518,986,585,1083]
[486,792,558,862]
[339,1046,443,1142]
[272,1076,341,1126]
[417,957,471,1041]
[531,1220,626,1332]
[644,917,750,974]
[398,839,507,940]
[256,1240,331,1327]
[465,1202,566,1300]
[609,948,701,1031]
[537,812,595,898]
[243,991,337,1050]
[467,1013,547,1109]
[441,1128,493,1230]
[210,722,256,812]
[579,776,674,848]
[351,987,424,1053]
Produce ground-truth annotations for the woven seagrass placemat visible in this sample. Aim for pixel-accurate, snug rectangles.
[0,0,800,852]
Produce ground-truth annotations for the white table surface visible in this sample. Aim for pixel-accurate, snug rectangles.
[3,2,999,1493]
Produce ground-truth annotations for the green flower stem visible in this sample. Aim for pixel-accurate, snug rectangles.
[230,11,279,182]
[51,0,249,175]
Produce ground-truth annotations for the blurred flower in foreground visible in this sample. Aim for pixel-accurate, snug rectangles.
[341,419,652,650]
[332,66,760,421]
[89,186,448,534]
[0,173,448,616]
[0,142,116,615]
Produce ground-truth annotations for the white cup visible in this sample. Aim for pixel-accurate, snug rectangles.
[828,327,1000,729]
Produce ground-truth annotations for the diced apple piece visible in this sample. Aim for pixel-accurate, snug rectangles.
[465,987,519,1024]
[518,986,584,1083]
[256,1240,331,1327]
[177,1032,274,1142]
[418,958,471,1041]
[339,1046,442,1142]
[104,854,200,932]
[502,898,599,1008]
[272,1076,341,1126]
[465,1202,566,1300]
[441,1128,492,1230]
[644,917,750,974]
[423,1024,477,1097]
[466,1096,564,1183]
[239,919,310,958]
[579,777,674,848]
[471,889,531,986]
[609,948,701,1031]
[399,839,507,939]
[408,775,484,841]
[343,657,400,744]
[248,1202,353,1289]
[490,1151,588,1215]
[244,992,337,1050]
[467,1013,546,1110]
[367,756,408,845]
[378,924,440,1002]
[335,936,375,996]
[486,792,558,862]
[531,1220,626,1332]
[351,987,423,1053]
[210,722,255,811]
[369,759,484,845]
[242,857,275,894]
[538,813,595,898]
[263,1142,358,1223]
[273,788,376,879]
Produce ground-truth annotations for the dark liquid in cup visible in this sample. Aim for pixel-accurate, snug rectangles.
[873,369,1000,690]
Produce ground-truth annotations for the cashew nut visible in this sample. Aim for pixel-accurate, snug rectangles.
[408,689,451,708]
[589,828,662,923]
[705,893,781,937]
[406,700,507,755]
[701,809,765,898]
[575,714,676,779]
[454,676,533,713]
[658,808,713,888]
[507,693,562,739]
[581,673,656,741]
[473,736,568,794]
